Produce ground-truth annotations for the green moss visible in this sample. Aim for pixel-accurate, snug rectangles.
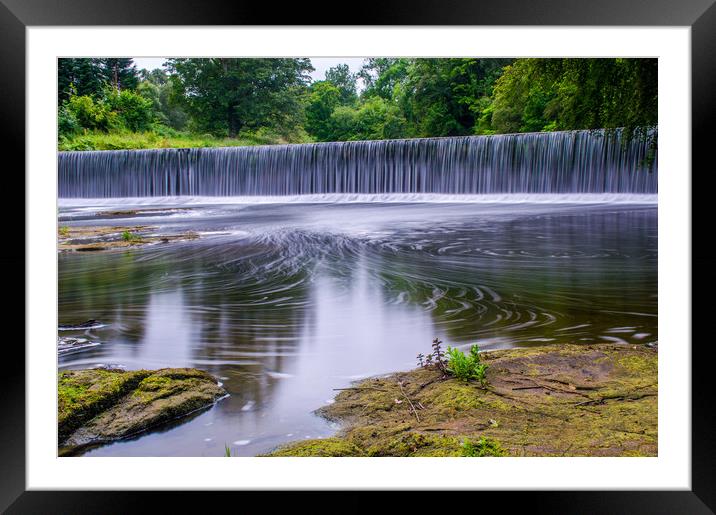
[615,353,658,376]
[272,343,657,457]
[427,383,482,412]
[267,438,362,457]
[369,432,463,457]
[461,436,507,457]
[59,367,226,448]
[58,369,150,441]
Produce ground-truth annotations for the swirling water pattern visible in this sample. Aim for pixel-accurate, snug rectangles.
[58,200,657,456]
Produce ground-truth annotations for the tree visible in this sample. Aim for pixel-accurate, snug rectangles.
[398,58,512,137]
[137,68,188,130]
[358,58,410,100]
[325,64,357,105]
[100,58,139,92]
[58,58,105,103]
[167,58,314,137]
[488,58,657,140]
[305,81,342,141]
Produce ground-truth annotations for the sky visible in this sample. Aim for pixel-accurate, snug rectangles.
[132,57,366,83]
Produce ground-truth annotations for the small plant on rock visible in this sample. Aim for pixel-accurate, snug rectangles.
[59,226,70,237]
[121,230,142,242]
[431,338,448,374]
[446,344,488,385]
[417,338,449,374]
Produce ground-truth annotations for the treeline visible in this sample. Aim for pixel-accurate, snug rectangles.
[58,58,657,150]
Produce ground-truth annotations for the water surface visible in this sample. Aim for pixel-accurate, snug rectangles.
[58,198,657,456]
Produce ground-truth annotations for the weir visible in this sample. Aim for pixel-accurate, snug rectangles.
[58,129,657,198]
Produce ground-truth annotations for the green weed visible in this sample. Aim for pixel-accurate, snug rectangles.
[446,344,489,385]
[121,230,142,242]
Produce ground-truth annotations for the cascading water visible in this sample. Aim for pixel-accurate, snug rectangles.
[58,129,657,198]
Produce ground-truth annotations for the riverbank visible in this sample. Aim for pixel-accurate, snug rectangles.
[267,343,657,457]
[58,367,227,455]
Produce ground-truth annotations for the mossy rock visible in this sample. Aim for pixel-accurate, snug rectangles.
[59,367,226,450]
[266,438,362,457]
[57,225,198,252]
[266,343,657,457]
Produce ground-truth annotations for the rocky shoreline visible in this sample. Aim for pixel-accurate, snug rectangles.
[267,343,657,457]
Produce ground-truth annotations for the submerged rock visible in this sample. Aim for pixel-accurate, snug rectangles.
[96,207,192,218]
[58,367,227,450]
[57,336,100,354]
[58,319,104,330]
[266,343,657,457]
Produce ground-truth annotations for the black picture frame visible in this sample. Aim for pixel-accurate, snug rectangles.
[4,0,714,511]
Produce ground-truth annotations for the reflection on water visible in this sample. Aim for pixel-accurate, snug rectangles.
[58,200,657,456]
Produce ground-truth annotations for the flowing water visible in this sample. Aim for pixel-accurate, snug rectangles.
[57,131,657,457]
[59,130,656,198]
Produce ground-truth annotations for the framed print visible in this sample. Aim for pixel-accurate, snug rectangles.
[4,0,714,511]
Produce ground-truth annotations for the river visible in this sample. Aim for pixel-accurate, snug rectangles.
[58,196,657,456]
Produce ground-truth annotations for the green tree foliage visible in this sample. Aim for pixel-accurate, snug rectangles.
[100,58,139,92]
[58,58,139,103]
[358,58,411,100]
[490,58,658,138]
[305,82,342,141]
[136,68,188,130]
[330,97,406,141]
[62,94,116,133]
[397,58,514,138]
[105,89,154,132]
[57,57,658,150]
[325,64,358,105]
[58,58,106,103]
[166,58,314,137]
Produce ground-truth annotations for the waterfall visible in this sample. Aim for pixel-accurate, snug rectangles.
[58,129,657,198]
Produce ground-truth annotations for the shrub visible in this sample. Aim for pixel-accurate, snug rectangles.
[64,94,116,132]
[58,104,81,138]
[106,89,155,132]
[445,344,488,385]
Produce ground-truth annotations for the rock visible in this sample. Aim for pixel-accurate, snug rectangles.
[266,343,657,457]
[57,225,198,252]
[58,367,227,450]
[58,319,103,330]
[57,336,100,354]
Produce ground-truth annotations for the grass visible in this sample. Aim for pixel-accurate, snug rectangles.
[225,444,232,457]
[58,226,70,237]
[58,128,312,151]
